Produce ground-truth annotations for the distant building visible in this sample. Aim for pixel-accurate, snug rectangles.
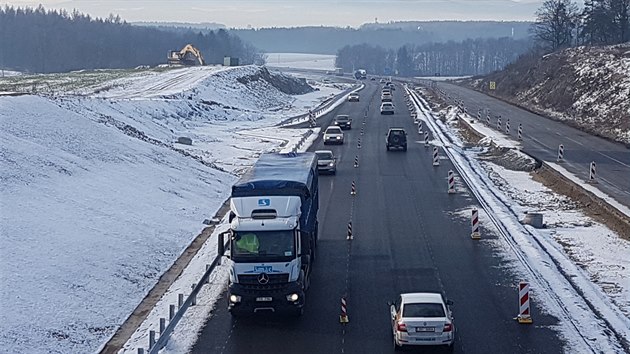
[224,57,240,66]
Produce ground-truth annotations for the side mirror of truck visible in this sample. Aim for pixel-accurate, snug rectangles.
[218,231,231,264]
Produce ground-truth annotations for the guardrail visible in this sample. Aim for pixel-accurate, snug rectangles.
[279,84,362,127]
[132,234,228,354]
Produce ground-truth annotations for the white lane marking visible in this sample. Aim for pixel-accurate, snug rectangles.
[565,136,585,147]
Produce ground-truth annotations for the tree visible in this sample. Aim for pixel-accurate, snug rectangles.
[531,0,581,51]
[395,45,414,76]
[581,0,629,45]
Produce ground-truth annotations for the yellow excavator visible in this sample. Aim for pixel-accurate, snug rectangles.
[167,44,205,66]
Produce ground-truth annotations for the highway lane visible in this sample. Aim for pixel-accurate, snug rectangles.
[191,80,564,353]
[428,81,630,208]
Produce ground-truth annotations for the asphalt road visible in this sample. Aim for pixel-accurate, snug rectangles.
[191,81,564,353]
[426,81,630,209]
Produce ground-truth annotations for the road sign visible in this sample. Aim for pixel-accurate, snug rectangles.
[489,81,496,90]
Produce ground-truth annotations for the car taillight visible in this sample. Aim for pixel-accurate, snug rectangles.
[443,323,453,332]
[396,322,407,332]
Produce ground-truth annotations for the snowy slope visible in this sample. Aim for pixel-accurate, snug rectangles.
[469,43,630,144]
[0,65,347,354]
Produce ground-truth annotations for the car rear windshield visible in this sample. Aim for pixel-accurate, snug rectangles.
[326,127,342,133]
[336,116,349,121]
[403,303,445,318]
[316,152,333,159]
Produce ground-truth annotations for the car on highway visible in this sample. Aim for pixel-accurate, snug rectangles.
[389,292,455,351]
[347,93,360,102]
[380,102,395,115]
[382,87,391,95]
[379,78,386,83]
[370,77,376,81]
[315,150,336,174]
[381,93,393,102]
[386,128,407,151]
[333,115,352,130]
[323,126,344,144]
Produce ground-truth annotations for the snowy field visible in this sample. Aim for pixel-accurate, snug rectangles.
[266,52,336,71]
[0,65,349,354]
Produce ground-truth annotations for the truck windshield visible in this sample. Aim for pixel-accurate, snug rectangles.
[232,230,295,262]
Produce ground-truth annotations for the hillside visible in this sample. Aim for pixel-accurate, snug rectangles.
[468,44,630,144]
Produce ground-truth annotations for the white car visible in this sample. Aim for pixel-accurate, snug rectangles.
[381,93,393,102]
[380,102,395,115]
[315,150,336,174]
[347,93,360,102]
[389,293,455,351]
[323,126,344,144]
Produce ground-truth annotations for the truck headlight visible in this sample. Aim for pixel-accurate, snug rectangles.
[229,294,242,303]
[286,293,299,302]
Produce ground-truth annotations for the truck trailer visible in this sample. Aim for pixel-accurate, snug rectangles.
[219,152,319,316]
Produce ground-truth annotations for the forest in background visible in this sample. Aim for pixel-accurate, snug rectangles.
[229,21,532,54]
[0,5,261,73]
[334,37,531,76]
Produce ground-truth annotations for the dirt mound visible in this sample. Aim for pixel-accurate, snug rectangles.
[237,66,314,95]
[465,44,630,145]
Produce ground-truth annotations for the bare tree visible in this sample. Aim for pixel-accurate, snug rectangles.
[532,0,581,51]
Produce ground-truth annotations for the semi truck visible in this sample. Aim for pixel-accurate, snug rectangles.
[218,152,319,317]
[354,69,367,80]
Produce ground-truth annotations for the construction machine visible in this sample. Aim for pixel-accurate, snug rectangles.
[167,44,205,66]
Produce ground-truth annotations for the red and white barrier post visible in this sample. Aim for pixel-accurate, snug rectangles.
[432,147,440,166]
[354,155,359,168]
[447,170,456,194]
[587,161,597,184]
[347,221,353,240]
[340,297,349,323]
[477,110,481,121]
[557,144,564,162]
[505,119,510,134]
[418,121,423,134]
[516,282,533,324]
[351,181,357,195]
[424,131,430,148]
[497,115,502,130]
[486,110,491,125]
[518,124,523,140]
[471,208,481,239]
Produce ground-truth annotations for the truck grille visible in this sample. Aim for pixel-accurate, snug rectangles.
[238,273,290,285]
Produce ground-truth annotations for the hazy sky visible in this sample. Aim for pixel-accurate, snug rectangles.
[4,0,546,27]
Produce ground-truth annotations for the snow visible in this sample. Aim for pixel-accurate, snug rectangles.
[409,87,630,353]
[266,53,336,71]
[0,65,345,354]
[0,69,23,77]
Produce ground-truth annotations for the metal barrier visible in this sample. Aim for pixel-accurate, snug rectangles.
[136,236,227,354]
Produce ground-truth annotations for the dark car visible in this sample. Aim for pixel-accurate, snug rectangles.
[386,128,407,151]
[334,115,352,130]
